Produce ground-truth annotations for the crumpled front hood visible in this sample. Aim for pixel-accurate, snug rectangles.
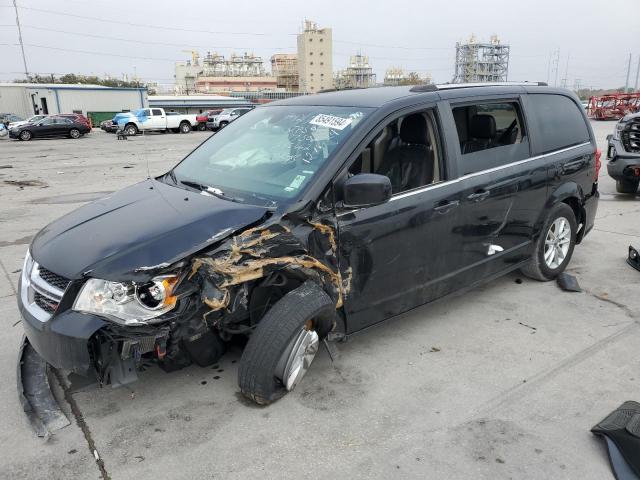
[30,179,270,281]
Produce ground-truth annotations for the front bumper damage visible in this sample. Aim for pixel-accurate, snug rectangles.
[17,209,350,434]
[17,337,70,437]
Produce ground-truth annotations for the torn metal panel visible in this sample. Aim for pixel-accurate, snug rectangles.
[190,217,350,317]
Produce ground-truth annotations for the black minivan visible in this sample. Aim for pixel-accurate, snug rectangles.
[19,83,599,406]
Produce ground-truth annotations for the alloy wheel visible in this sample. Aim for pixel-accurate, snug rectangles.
[544,216,571,269]
[281,321,319,391]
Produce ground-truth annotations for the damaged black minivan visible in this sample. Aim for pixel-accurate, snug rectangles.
[19,83,600,406]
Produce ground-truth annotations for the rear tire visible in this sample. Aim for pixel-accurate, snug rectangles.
[616,179,639,194]
[238,281,335,405]
[69,128,81,139]
[197,123,206,131]
[179,122,191,133]
[219,121,228,129]
[520,202,577,281]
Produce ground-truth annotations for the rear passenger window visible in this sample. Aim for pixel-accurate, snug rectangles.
[152,109,163,116]
[451,101,529,175]
[527,94,590,154]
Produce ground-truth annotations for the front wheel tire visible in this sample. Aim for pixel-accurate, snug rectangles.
[616,179,639,194]
[520,203,577,281]
[238,281,335,405]
[19,130,32,141]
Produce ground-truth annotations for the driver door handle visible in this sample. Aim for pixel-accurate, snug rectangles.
[467,189,490,202]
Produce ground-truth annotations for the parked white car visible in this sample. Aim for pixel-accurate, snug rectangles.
[113,108,199,135]
[9,115,48,129]
[207,107,254,130]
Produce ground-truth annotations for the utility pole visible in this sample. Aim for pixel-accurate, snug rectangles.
[553,49,560,88]
[624,53,632,93]
[12,0,29,79]
[562,53,570,89]
[635,55,640,92]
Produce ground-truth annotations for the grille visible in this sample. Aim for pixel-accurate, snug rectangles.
[34,291,59,313]
[622,119,640,153]
[37,266,70,291]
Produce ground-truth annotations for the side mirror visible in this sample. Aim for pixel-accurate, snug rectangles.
[343,173,392,208]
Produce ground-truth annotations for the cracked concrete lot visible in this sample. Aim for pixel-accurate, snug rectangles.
[0,123,638,479]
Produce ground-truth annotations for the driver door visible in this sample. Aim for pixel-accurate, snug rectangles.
[335,105,466,333]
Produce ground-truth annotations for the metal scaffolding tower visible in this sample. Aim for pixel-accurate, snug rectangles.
[453,35,510,83]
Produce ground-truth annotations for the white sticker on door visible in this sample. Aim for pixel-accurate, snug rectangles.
[309,114,352,130]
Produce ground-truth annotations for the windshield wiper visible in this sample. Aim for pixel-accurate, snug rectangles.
[178,179,243,204]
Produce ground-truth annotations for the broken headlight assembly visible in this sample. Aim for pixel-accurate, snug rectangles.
[73,276,178,325]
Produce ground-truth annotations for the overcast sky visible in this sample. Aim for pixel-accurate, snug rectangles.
[1,0,638,89]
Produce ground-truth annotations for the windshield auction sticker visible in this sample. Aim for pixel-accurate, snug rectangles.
[310,114,353,130]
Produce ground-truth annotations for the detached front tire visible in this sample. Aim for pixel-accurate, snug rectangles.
[238,281,335,405]
[521,202,577,281]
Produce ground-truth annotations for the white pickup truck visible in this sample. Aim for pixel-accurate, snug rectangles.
[111,108,199,135]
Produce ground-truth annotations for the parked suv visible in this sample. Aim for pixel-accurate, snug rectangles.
[207,106,254,130]
[18,84,599,407]
[607,112,640,193]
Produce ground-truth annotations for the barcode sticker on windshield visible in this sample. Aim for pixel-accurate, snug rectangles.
[310,114,352,130]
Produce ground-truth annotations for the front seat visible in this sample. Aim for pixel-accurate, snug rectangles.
[462,114,496,154]
[376,114,433,194]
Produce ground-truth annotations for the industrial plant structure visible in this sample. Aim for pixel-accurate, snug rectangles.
[174,51,276,95]
[271,54,299,92]
[453,35,510,83]
[335,54,376,89]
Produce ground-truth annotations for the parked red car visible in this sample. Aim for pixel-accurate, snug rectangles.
[58,113,92,129]
[196,109,222,131]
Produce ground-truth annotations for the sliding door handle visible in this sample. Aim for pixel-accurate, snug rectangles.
[433,200,460,214]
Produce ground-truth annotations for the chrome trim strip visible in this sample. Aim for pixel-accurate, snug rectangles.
[20,255,52,323]
[389,142,591,202]
[30,268,65,299]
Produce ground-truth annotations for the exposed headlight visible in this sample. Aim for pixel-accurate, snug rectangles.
[73,276,178,325]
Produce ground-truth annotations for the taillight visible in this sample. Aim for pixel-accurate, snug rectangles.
[595,149,602,181]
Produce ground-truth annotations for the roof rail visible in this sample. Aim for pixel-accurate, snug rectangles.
[449,81,548,88]
[411,81,547,92]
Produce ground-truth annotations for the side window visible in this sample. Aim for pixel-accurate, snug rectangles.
[527,94,590,154]
[451,100,529,174]
[152,109,163,116]
[345,109,443,196]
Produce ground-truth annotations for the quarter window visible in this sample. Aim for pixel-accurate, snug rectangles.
[451,101,529,174]
[527,94,590,154]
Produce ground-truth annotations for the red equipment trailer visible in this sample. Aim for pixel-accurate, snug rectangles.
[587,93,640,120]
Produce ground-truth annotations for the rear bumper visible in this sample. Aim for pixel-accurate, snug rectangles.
[579,186,599,242]
[607,137,640,181]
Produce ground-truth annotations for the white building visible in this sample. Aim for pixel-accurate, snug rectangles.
[0,83,148,125]
[297,20,333,93]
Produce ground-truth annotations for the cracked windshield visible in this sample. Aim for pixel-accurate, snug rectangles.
[172,105,371,204]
